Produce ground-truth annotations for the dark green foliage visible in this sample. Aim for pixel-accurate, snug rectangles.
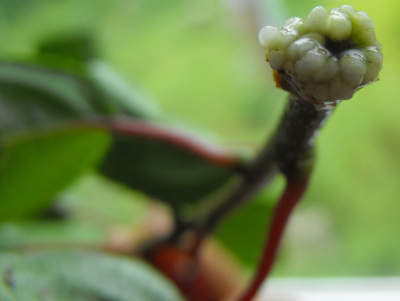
[0,35,241,221]
[0,130,110,220]
[100,133,233,208]
[0,61,114,220]
[39,33,97,63]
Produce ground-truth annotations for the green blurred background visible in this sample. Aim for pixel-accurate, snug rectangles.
[1,0,399,277]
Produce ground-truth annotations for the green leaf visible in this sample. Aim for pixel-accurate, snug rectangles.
[39,33,97,63]
[0,59,157,221]
[0,59,242,219]
[36,33,162,119]
[0,174,153,249]
[0,61,116,220]
[0,250,184,301]
[100,130,235,210]
[216,176,285,267]
[0,221,105,249]
[216,201,272,267]
[87,61,163,120]
[0,129,110,220]
[61,172,151,225]
[0,61,116,133]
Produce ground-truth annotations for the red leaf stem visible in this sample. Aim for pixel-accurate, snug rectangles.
[98,118,245,169]
[239,174,310,301]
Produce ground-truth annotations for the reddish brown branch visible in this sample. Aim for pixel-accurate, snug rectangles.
[20,117,247,171]
[101,118,245,168]
[239,174,311,301]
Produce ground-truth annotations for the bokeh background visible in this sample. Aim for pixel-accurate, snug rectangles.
[1,0,399,278]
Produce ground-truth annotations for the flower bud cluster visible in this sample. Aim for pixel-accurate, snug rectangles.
[259,5,383,105]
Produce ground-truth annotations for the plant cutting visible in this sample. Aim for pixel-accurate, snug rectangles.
[238,5,383,301]
[151,4,383,301]
[0,3,383,301]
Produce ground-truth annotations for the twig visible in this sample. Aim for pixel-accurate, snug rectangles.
[197,95,332,236]
[192,94,332,299]
[236,5,383,299]
[238,173,310,301]
[94,118,246,169]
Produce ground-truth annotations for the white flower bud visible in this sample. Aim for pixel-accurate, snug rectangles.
[325,13,352,41]
[269,50,286,71]
[339,51,368,87]
[337,5,356,16]
[363,63,381,85]
[286,38,318,61]
[303,6,329,33]
[353,11,375,31]
[365,46,383,66]
[295,49,326,82]
[303,32,326,47]
[259,26,283,51]
[312,56,339,82]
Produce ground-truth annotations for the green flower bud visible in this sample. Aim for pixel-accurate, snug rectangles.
[259,5,383,106]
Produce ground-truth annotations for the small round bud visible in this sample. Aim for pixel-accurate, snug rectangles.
[312,56,339,83]
[325,13,352,41]
[303,32,326,47]
[259,26,283,51]
[283,17,303,30]
[286,38,318,61]
[353,11,375,31]
[303,6,329,33]
[365,46,383,66]
[363,63,381,85]
[269,50,286,71]
[339,51,368,87]
[281,30,300,49]
[295,49,326,82]
[337,5,356,16]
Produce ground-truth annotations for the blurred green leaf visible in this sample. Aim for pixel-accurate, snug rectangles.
[0,61,116,131]
[216,176,285,267]
[216,199,272,267]
[34,34,241,211]
[37,33,162,119]
[100,132,235,210]
[0,129,110,220]
[39,33,97,63]
[87,61,163,120]
[0,250,184,301]
[0,61,114,220]
[0,173,153,249]
[0,58,242,220]
[61,172,151,225]
[1,0,399,279]
[0,221,105,248]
